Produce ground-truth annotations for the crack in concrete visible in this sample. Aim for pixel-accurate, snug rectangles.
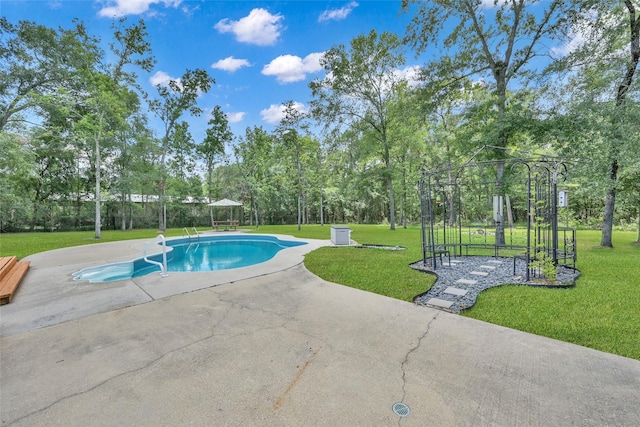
[397,312,439,425]
[5,329,220,426]
[4,293,286,426]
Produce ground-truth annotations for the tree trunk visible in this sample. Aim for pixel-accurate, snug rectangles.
[129,201,133,230]
[388,174,396,230]
[602,1,640,247]
[495,159,506,245]
[601,160,618,248]
[384,139,395,231]
[120,193,126,231]
[94,116,103,239]
[254,200,259,228]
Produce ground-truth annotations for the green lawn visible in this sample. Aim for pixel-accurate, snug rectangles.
[463,230,640,360]
[0,228,187,259]
[1,224,638,360]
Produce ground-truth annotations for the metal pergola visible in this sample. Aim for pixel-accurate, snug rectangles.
[419,148,576,281]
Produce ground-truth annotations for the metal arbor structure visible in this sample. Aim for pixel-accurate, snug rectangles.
[419,149,576,281]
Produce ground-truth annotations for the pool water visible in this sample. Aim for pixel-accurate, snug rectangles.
[73,235,306,283]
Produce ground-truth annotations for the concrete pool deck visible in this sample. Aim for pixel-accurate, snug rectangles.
[1,233,640,426]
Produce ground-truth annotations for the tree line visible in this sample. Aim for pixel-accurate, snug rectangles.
[1,1,639,247]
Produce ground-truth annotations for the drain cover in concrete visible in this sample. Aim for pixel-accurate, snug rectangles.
[426,298,453,309]
[392,402,410,417]
[444,287,468,296]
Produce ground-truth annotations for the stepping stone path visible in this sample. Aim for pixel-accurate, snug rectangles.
[417,257,506,313]
[413,256,580,313]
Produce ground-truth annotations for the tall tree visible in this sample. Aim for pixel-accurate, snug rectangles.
[77,18,154,238]
[276,101,308,231]
[310,30,408,230]
[403,0,569,241]
[558,1,640,247]
[234,126,273,227]
[199,105,232,203]
[0,18,100,132]
[148,68,214,231]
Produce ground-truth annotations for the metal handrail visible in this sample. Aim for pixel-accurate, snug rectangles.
[143,234,168,277]
[183,227,200,243]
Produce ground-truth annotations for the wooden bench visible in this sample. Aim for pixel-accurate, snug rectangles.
[0,256,30,305]
[212,220,239,231]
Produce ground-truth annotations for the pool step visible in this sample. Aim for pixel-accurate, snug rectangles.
[0,256,30,305]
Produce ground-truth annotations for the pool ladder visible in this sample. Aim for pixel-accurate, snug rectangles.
[183,227,200,243]
[143,234,168,277]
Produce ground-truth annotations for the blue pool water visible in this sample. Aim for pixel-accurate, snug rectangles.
[73,235,306,283]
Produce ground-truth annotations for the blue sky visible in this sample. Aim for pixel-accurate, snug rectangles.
[3,0,427,141]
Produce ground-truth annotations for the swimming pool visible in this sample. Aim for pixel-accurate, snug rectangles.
[72,235,306,283]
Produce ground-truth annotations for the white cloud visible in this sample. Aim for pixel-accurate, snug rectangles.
[226,112,245,123]
[98,0,182,17]
[149,70,192,93]
[149,70,176,87]
[551,32,586,58]
[214,8,284,46]
[479,0,508,8]
[262,52,324,84]
[211,56,251,72]
[394,65,422,87]
[260,102,308,124]
[318,1,358,22]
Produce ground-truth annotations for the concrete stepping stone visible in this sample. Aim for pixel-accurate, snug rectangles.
[442,262,461,267]
[486,260,503,264]
[443,287,468,296]
[425,298,453,309]
[456,278,478,285]
[479,265,496,270]
[470,271,489,276]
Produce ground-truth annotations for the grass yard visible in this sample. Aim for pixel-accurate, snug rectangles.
[463,230,640,360]
[0,228,187,259]
[1,224,638,360]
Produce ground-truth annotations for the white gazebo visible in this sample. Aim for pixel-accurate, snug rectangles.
[207,198,243,228]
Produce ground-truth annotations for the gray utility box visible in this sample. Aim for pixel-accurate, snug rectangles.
[331,226,351,245]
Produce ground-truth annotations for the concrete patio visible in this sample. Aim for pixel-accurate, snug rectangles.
[1,235,639,426]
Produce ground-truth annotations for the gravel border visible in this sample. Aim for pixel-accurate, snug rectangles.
[411,256,580,313]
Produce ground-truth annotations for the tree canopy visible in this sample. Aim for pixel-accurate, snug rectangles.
[2,4,639,247]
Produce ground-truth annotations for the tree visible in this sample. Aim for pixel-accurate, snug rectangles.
[555,1,640,247]
[148,68,215,231]
[276,101,308,231]
[310,30,408,230]
[234,126,273,227]
[0,18,100,132]
[199,106,232,227]
[112,113,156,230]
[0,133,34,231]
[73,18,154,238]
[403,0,569,241]
[199,105,232,222]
